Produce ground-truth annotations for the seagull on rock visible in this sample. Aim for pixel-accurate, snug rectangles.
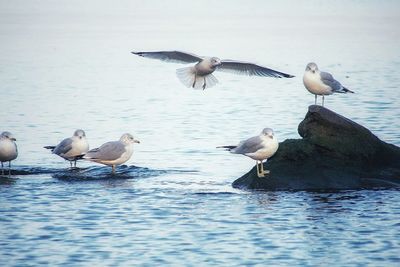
[303,62,354,106]
[218,128,279,178]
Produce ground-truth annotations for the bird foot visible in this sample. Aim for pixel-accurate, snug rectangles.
[257,170,270,178]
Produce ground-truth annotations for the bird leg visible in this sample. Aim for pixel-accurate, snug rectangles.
[256,161,265,178]
[261,160,270,175]
[315,94,317,105]
[112,165,115,174]
[8,161,11,176]
[322,95,325,107]
[1,162,4,175]
[192,74,197,88]
[256,161,260,176]
[74,160,77,168]
[203,77,206,90]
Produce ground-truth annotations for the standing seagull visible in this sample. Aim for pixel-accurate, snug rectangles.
[303,62,354,106]
[132,51,294,90]
[218,128,279,178]
[0,131,18,175]
[44,129,89,168]
[83,133,140,174]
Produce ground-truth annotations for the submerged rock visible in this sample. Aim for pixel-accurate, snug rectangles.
[232,105,400,191]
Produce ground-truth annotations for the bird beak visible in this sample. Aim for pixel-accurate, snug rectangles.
[134,139,140,144]
[11,138,16,141]
[312,70,315,73]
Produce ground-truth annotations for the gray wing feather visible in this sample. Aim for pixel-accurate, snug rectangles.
[86,141,125,161]
[217,60,294,78]
[52,138,73,155]
[131,51,202,64]
[233,136,264,155]
[320,71,343,91]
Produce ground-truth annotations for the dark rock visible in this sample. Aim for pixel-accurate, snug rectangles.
[232,105,400,191]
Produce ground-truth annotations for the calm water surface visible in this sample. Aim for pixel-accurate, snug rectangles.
[1,0,400,266]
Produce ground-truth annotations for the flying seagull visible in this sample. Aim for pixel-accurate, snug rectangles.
[131,51,294,90]
[83,133,140,174]
[0,131,18,176]
[44,129,89,168]
[303,62,354,106]
[218,128,279,178]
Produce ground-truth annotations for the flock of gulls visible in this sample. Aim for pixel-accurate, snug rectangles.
[0,50,354,177]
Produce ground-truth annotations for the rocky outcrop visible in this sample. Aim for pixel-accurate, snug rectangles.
[232,105,400,191]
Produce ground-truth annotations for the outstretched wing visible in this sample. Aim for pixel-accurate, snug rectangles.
[131,51,202,64]
[217,60,294,78]
[85,141,126,161]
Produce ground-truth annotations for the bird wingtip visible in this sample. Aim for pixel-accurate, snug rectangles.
[284,73,295,78]
[343,87,355,93]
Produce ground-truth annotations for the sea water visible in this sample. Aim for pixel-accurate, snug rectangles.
[1,0,399,265]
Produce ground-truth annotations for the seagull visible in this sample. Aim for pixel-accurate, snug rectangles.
[303,62,354,106]
[131,51,294,90]
[0,131,18,175]
[218,128,279,178]
[83,133,140,174]
[44,129,89,168]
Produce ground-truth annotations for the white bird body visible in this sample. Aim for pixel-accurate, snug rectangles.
[55,135,89,161]
[243,137,279,161]
[194,57,217,76]
[0,134,18,162]
[85,141,134,166]
[303,70,333,96]
[231,132,279,161]
[101,145,133,166]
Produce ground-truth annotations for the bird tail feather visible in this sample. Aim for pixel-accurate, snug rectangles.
[176,67,218,90]
[217,145,237,151]
[203,73,219,89]
[176,67,196,88]
[44,146,56,152]
[342,87,355,93]
[74,154,85,160]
